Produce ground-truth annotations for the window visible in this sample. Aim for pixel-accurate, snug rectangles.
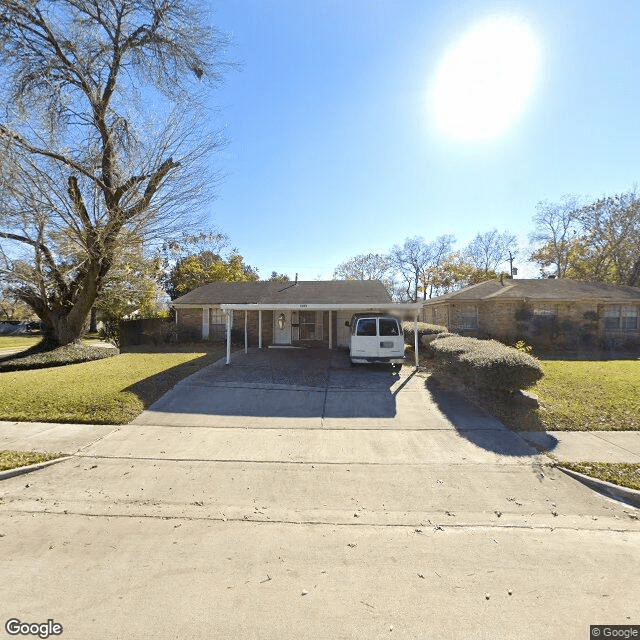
[209,309,227,340]
[604,306,620,331]
[299,310,322,340]
[379,318,400,336]
[622,306,639,331]
[455,305,478,330]
[356,318,377,336]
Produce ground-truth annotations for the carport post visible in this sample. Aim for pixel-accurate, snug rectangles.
[244,310,248,354]
[258,310,263,349]
[414,313,419,367]
[328,310,332,349]
[225,311,232,365]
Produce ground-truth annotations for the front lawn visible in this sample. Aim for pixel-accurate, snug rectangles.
[560,462,640,492]
[533,359,640,431]
[0,335,42,351]
[0,347,225,424]
[427,356,640,432]
[0,450,65,472]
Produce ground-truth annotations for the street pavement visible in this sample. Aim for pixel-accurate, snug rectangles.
[1,348,639,640]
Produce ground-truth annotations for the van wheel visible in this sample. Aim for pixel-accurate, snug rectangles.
[350,361,358,368]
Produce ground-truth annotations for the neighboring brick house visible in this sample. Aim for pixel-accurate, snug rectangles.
[171,280,416,351]
[421,279,640,349]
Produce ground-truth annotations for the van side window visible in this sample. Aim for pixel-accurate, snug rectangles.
[379,319,399,336]
[356,318,377,336]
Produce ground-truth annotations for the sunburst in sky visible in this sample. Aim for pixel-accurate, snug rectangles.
[432,17,539,140]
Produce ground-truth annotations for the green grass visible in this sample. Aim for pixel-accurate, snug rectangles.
[0,450,65,472]
[560,462,640,491]
[0,335,42,350]
[0,348,225,424]
[533,360,640,431]
[425,357,640,432]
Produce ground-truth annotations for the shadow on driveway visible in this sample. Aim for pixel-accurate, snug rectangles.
[135,348,403,420]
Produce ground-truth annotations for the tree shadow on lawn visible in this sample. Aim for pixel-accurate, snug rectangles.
[122,352,224,410]
[424,374,557,458]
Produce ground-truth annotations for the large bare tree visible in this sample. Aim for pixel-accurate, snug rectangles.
[0,0,231,345]
[463,228,517,276]
[390,235,455,301]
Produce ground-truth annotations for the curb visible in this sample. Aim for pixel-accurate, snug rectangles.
[558,466,640,509]
[0,455,73,481]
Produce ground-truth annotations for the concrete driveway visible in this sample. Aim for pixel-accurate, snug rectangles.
[1,348,639,639]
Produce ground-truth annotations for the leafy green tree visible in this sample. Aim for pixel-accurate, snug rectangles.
[166,252,258,299]
[0,0,232,345]
[268,272,290,283]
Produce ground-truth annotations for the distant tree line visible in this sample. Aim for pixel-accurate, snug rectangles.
[333,230,517,302]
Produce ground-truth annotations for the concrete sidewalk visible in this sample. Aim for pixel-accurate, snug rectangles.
[2,420,639,463]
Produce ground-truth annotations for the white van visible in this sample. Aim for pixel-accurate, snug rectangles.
[349,314,405,365]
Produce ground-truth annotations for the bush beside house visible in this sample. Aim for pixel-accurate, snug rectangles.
[402,322,448,347]
[430,335,543,392]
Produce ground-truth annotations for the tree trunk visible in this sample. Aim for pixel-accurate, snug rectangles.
[40,313,86,347]
[89,307,98,333]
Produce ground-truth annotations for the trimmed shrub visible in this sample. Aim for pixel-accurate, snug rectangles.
[0,342,117,372]
[403,322,448,346]
[430,335,543,392]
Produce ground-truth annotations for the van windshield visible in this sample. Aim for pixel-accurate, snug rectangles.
[356,318,377,336]
[379,318,400,336]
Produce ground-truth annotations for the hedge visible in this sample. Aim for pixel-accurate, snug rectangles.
[403,322,448,346]
[0,342,117,372]
[430,335,543,392]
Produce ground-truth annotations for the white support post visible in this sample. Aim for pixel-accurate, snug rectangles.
[225,311,232,365]
[244,310,248,354]
[328,310,332,349]
[202,307,209,340]
[414,313,419,367]
[175,309,178,325]
[258,310,263,349]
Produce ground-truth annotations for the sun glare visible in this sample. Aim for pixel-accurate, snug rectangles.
[432,17,538,140]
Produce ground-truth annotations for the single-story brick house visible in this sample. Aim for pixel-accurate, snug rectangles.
[171,280,422,362]
[421,278,640,349]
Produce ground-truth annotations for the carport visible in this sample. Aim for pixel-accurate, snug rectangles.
[219,302,424,366]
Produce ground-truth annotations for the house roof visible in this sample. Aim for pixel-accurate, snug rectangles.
[171,280,393,306]
[424,279,640,304]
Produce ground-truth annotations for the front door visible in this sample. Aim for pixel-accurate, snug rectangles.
[274,311,291,344]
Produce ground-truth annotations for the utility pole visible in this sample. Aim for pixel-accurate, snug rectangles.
[508,251,517,278]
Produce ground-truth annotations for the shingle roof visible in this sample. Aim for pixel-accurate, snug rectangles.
[424,279,640,304]
[171,280,392,306]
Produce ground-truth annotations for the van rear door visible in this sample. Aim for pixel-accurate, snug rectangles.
[378,317,403,357]
[351,317,378,359]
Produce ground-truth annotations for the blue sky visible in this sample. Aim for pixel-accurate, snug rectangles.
[205,0,640,280]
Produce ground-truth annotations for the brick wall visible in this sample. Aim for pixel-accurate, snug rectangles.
[176,307,202,340]
[424,299,640,350]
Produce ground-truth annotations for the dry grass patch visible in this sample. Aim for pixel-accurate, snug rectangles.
[0,450,65,472]
[561,462,640,491]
